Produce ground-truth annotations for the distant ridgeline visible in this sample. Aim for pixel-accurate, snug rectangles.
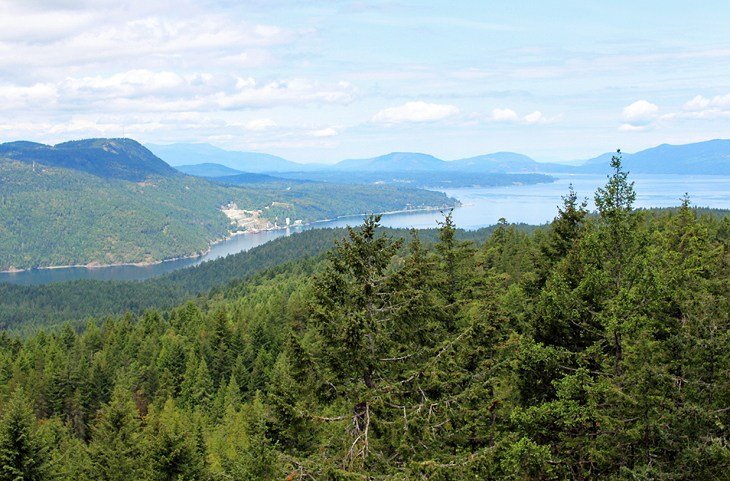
[0,157,726,480]
[152,138,730,180]
[575,139,730,174]
[0,138,456,271]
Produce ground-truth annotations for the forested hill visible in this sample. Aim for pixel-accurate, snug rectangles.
[0,143,456,271]
[0,154,727,479]
[0,138,178,181]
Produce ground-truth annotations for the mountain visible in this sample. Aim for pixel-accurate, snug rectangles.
[578,139,730,174]
[175,163,245,177]
[146,142,322,173]
[450,152,545,173]
[151,139,730,177]
[0,138,456,271]
[0,138,177,181]
[336,152,448,172]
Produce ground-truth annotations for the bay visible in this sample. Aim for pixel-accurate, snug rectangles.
[2,174,728,285]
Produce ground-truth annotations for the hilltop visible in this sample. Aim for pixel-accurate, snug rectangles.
[0,138,177,181]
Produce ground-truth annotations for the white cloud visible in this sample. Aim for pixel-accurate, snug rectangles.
[491,108,519,122]
[683,94,730,111]
[679,94,730,120]
[622,100,659,121]
[65,70,187,97]
[0,73,357,114]
[373,101,459,123]
[244,119,277,131]
[310,127,338,137]
[218,79,356,109]
[0,83,58,108]
[619,100,659,131]
[0,2,301,81]
[683,95,711,111]
[485,108,558,125]
[523,111,544,124]
[618,123,647,132]
[648,94,730,124]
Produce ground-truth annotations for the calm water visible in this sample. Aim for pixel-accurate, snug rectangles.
[2,174,728,285]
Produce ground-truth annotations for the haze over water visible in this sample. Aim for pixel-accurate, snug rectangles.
[2,173,728,286]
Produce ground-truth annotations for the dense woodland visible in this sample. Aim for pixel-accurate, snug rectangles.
[0,155,728,479]
[0,225,519,331]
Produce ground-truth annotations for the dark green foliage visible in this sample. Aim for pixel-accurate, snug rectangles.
[0,389,49,481]
[0,158,727,479]
[144,399,206,481]
[0,225,503,331]
[88,385,145,481]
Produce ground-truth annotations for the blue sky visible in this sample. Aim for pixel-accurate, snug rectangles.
[1,0,729,163]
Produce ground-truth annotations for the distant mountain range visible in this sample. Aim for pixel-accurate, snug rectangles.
[335,151,556,173]
[146,143,324,173]
[576,139,730,175]
[148,139,730,176]
[336,152,446,172]
[175,162,247,177]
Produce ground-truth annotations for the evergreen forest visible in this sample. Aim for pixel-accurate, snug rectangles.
[0,155,728,480]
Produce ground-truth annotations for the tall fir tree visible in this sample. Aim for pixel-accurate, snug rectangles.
[0,389,49,481]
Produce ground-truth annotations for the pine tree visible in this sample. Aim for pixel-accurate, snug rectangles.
[433,211,473,329]
[155,331,187,398]
[144,398,206,481]
[0,389,49,481]
[208,308,231,385]
[309,214,403,468]
[223,374,242,411]
[88,385,145,481]
[267,352,312,452]
[226,393,279,480]
[542,183,588,264]
[593,149,638,293]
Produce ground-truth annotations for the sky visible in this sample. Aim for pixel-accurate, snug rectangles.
[1,0,729,163]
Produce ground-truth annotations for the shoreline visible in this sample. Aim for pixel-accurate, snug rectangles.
[0,203,457,274]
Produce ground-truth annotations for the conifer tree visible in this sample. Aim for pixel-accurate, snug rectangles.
[0,389,49,481]
[593,149,638,292]
[543,183,588,264]
[208,308,231,385]
[433,211,473,329]
[309,214,403,468]
[144,398,206,481]
[88,385,145,481]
